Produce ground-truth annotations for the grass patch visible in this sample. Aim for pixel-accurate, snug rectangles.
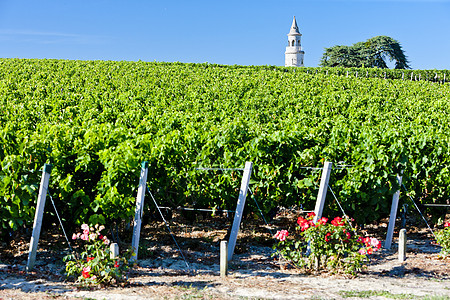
[339,290,450,299]
[170,285,212,300]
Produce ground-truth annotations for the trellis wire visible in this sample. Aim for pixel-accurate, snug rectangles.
[146,186,191,270]
[423,204,450,207]
[300,164,353,170]
[299,166,323,170]
[156,206,234,214]
[48,190,73,253]
[335,164,354,169]
[327,185,354,230]
[401,184,437,240]
[247,187,274,235]
[296,203,314,213]
[195,167,244,171]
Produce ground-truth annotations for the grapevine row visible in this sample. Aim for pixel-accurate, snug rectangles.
[1,58,449,232]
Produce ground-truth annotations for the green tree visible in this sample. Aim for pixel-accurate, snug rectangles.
[320,36,410,69]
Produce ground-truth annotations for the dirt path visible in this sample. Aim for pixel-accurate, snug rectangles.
[1,239,449,299]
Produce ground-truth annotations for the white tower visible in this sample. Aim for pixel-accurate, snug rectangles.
[285,16,305,67]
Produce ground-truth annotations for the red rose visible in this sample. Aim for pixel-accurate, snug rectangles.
[297,216,306,226]
[331,217,344,226]
[82,266,91,278]
[307,212,316,219]
[317,217,328,225]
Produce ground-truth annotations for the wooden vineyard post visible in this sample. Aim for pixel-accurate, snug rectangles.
[385,172,403,249]
[313,162,333,223]
[228,161,253,261]
[130,161,149,262]
[27,164,52,271]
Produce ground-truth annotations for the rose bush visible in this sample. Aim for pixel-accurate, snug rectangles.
[273,212,381,275]
[435,221,450,257]
[63,224,132,287]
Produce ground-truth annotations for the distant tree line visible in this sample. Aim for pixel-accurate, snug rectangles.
[320,36,410,69]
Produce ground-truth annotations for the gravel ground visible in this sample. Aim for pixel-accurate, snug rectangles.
[1,237,449,300]
[1,212,449,299]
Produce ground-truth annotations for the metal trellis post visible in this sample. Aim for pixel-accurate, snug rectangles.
[27,164,52,271]
[131,161,149,262]
[228,161,253,261]
[385,172,403,249]
[313,161,333,223]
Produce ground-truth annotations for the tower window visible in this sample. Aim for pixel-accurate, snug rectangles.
[291,40,295,47]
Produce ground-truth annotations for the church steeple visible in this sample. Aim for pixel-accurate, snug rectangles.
[289,16,301,35]
[285,16,305,67]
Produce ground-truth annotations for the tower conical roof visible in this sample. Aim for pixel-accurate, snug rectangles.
[288,16,301,36]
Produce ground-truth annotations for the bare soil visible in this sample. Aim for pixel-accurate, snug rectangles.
[1,211,449,299]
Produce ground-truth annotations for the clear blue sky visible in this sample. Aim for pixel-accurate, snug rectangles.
[0,0,449,69]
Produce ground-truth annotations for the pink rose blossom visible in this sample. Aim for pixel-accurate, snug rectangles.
[274,230,289,242]
[81,224,89,231]
[370,237,381,250]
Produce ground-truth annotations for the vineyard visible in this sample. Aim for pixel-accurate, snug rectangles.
[1,58,450,235]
